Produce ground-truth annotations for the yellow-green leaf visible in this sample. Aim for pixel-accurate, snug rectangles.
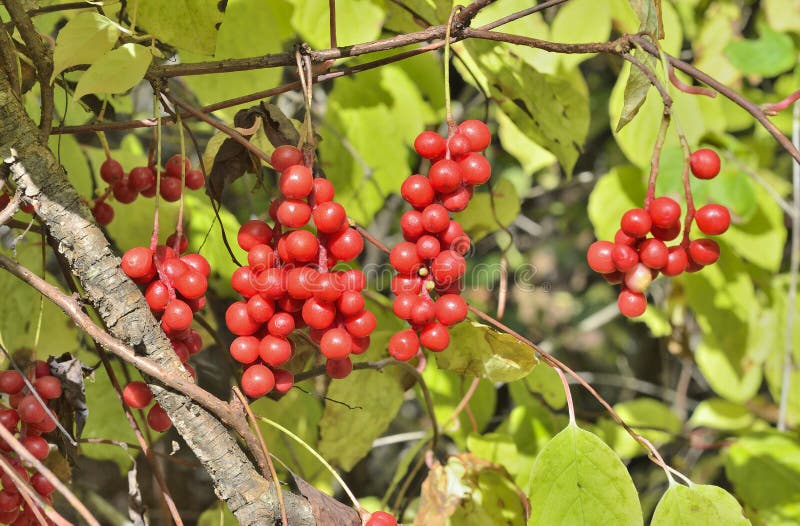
[73,43,152,100]
[136,0,225,56]
[52,12,121,80]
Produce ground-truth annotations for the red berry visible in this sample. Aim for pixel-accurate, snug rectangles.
[302,297,337,329]
[414,131,446,159]
[159,176,183,202]
[162,258,189,283]
[388,330,419,361]
[695,204,731,235]
[229,336,260,364]
[285,267,317,300]
[147,404,172,432]
[31,473,55,497]
[238,220,273,251]
[267,312,296,337]
[258,335,293,367]
[277,199,312,228]
[123,381,153,408]
[651,221,681,241]
[129,166,156,193]
[337,290,366,316]
[327,228,363,261]
[688,238,720,265]
[434,294,468,326]
[162,299,193,331]
[174,270,207,300]
[100,159,124,183]
[166,231,189,254]
[273,369,294,393]
[690,148,721,179]
[439,221,469,253]
[253,268,286,299]
[459,153,491,185]
[618,288,647,317]
[22,436,49,460]
[121,247,154,279]
[225,301,261,335]
[391,274,422,295]
[422,204,450,233]
[431,250,466,285]
[313,178,335,203]
[279,165,314,198]
[313,273,343,303]
[113,179,138,204]
[241,364,275,398]
[344,310,376,338]
[448,133,472,157]
[271,145,303,172]
[0,409,19,432]
[18,395,46,424]
[393,293,419,319]
[390,241,423,274]
[247,244,276,270]
[458,120,491,151]
[165,154,190,179]
[246,294,275,323]
[182,254,211,277]
[638,238,668,269]
[313,202,348,233]
[401,174,435,209]
[611,243,639,272]
[341,269,366,291]
[0,371,24,395]
[614,229,638,246]
[620,208,652,238]
[624,263,654,293]
[143,280,168,312]
[420,322,450,351]
[416,235,441,260]
[441,186,472,212]
[286,230,319,262]
[34,376,62,399]
[649,197,681,228]
[401,210,426,241]
[586,241,615,274]
[662,246,688,276]
[231,266,259,298]
[320,328,353,359]
[186,168,205,190]
[428,159,462,193]
[325,358,353,379]
[92,201,114,225]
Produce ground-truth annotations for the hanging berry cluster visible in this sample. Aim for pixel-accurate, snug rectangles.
[587,148,731,318]
[120,242,209,431]
[387,120,492,360]
[225,145,375,399]
[0,362,62,523]
[92,154,205,226]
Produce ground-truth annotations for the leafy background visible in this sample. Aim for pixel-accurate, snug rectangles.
[0,0,798,524]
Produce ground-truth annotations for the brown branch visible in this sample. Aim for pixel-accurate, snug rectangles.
[668,63,716,98]
[4,0,54,137]
[27,1,99,16]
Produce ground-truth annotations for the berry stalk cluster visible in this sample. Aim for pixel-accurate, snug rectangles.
[0,362,63,523]
[121,242,209,430]
[92,154,205,226]
[225,145,375,398]
[587,148,731,317]
[387,120,492,360]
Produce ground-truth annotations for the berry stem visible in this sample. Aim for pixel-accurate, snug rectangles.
[555,367,576,426]
[96,130,112,161]
[677,124,695,248]
[762,88,800,116]
[443,6,462,133]
[645,114,670,211]
[174,112,186,253]
[150,92,163,252]
[667,63,716,99]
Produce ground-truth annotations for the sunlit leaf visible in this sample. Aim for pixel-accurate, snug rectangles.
[73,44,152,100]
[652,484,751,526]
[136,0,226,56]
[725,26,796,77]
[52,12,121,80]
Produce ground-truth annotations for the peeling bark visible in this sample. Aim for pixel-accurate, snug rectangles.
[0,71,324,525]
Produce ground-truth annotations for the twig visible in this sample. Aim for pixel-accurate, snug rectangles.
[329,0,337,48]
[0,189,21,225]
[353,223,390,253]
[556,368,575,425]
[762,89,800,116]
[645,116,671,210]
[445,376,480,431]
[0,421,101,525]
[667,63,716,98]
[778,100,800,431]
[0,454,55,525]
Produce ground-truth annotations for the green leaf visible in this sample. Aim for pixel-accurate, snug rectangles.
[435,322,536,383]
[453,178,520,243]
[197,501,238,526]
[603,398,681,459]
[495,111,556,180]
[550,0,612,70]
[616,52,653,132]
[588,165,646,242]
[764,0,800,33]
[288,0,384,49]
[524,364,566,409]
[528,424,643,526]
[725,26,796,77]
[688,398,755,431]
[726,433,800,522]
[318,331,406,470]
[136,0,225,56]
[721,183,787,271]
[629,0,661,35]
[651,484,751,526]
[73,43,152,100]
[51,12,121,80]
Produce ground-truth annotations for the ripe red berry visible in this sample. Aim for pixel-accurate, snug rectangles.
[123,381,153,408]
[22,436,49,460]
[18,395,46,424]
[254,268,286,299]
[247,244,276,270]
[614,229,638,246]
[165,154,190,179]
[431,250,466,285]
[401,174,435,209]
[313,201,348,233]
[0,371,24,395]
[146,403,172,432]
[327,228,364,261]
[586,241,615,274]
[166,231,189,254]
[129,166,156,193]
[366,511,397,526]
[388,330,419,361]
[279,165,314,198]
[258,335,293,367]
[344,310,377,338]
[181,254,211,277]
[441,186,472,212]
[414,131,447,159]
[337,290,366,316]
[162,299,193,331]
[695,204,731,235]
[325,358,353,379]
[420,322,450,351]
[638,238,668,269]
[391,274,422,295]
[277,199,312,228]
[439,220,469,253]
[411,298,436,325]
[651,221,681,242]
[31,473,55,497]
[320,328,353,359]
[688,238,720,265]
[159,176,183,202]
[229,336,260,364]
[100,159,124,183]
[422,204,450,233]
[271,145,303,172]
[186,169,206,190]
[241,364,276,398]
[428,159,462,193]
[434,294,468,326]
[238,220,273,251]
[390,241,423,274]
[302,297,337,329]
[459,153,491,185]
[34,376,62,399]
[458,120,491,151]
[618,288,647,318]
[174,270,207,300]
[649,197,681,228]
[225,301,260,335]
[286,230,319,262]
[448,133,472,157]
[662,246,688,276]
[400,210,426,241]
[92,201,115,225]
[611,243,639,272]
[121,247,154,279]
[690,148,721,179]
[273,369,294,393]
[416,235,441,260]
[231,266,258,298]
[313,178,335,203]
[620,208,652,238]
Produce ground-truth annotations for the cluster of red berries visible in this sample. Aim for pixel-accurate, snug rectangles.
[366,511,397,526]
[120,241,209,430]
[225,145,375,399]
[587,148,731,317]
[387,120,492,360]
[92,154,205,226]
[0,362,62,524]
